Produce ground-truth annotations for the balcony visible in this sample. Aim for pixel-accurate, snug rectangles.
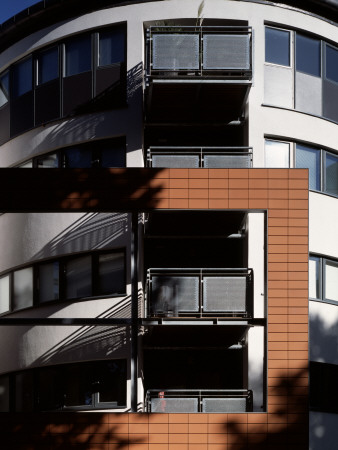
[146,389,253,413]
[145,26,252,123]
[146,146,252,168]
[146,268,253,318]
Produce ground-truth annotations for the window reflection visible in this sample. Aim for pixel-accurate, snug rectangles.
[64,35,91,77]
[37,47,59,85]
[12,57,32,98]
[296,33,321,77]
[265,27,290,66]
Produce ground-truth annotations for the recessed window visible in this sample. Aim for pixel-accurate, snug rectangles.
[12,57,32,98]
[265,140,290,167]
[98,252,125,295]
[0,275,10,314]
[325,44,338,83]
[13,267,33,311]
[265,27,290,66]
[64,35,92,77]
[37,47,59,85]
[309,256,320,300]
[99,27,125,66]
[36,153,59,168]
[65,255,92,299]
[10,360,127,411]
[295,144,320,191]
[39,262,59,303]
[64,146,92,168]
[324,259,338,302]
[0,72,9,107]
[309,255,338,304]
[310,362,338,413]
[325,152,338,196]
[296,33,321,77]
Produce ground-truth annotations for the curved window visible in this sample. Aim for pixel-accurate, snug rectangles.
[1,359,127,411]
[0,24,126,143]
[296,33,321,77]
[265,27,290,66]
[325,44,338,83]
[0,249,126,314]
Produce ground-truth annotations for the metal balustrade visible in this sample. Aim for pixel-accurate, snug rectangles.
[146,268,253,318]
[146,389,253,413]
[146,146,253,168]
[146,26,252,81]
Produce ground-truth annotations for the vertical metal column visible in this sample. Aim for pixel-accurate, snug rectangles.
[131,211,139,412]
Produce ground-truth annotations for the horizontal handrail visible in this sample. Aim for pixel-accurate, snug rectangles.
[146,388,253,413]
[146,146,253,168]
[146,26,252,81]
[146,268,253,318]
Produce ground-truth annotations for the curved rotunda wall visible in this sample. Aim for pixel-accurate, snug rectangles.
[0,0,336,424]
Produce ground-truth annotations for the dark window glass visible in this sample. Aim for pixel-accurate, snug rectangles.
[325,152,338,196]
[38,367,63,411]
[64,146,92,168]
[98,252,125,295]
[296,33,321,77]
[15,371,34,411]
[39,262,59,302]
[65,36,91,77]
[326,44,338,83]
[310,362,338,413]
[99,28,125,66]
[95,360,126,405]
[37,47,59,85]
[309,256,320,300]
[64,364,93,407]
[65,255,92,298]
[296,144,320,191]
[265,27,290,66]
[101,144,126,167]
[0,72,9,107]
[12,57,32,98]
[0,375,9,412]
[0,274,10,315]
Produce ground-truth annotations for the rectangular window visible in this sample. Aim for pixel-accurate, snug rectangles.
[36,153,59,168]
[0,72,9,107]
[12,57,33,98]
[99,27,125,67]
[39,262,59,303]
[309,256,320,300]
[15,371,34,412]
[65,255,92,299]
[63,146,92,168]
[324,259,338,302]
[100,144,126,168]
[37,47,59,85]
[13,267,33,311]
[98,252,125,295]
[296,144,320,191]
[265,27,290,66]
[0,274,10,315]
[325,44,338,83]
[265,139,290,167]
[310,362,338,413]
[324,152,338,196]
[296,33,321,77]
[64,35,92,77]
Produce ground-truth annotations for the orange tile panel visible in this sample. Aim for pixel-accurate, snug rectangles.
[268,199,289,209]
[168,415,189,424]
[207,433,228,443]
[149,423,169,434]
[169,168,189,178]
[289,200,308,210]
[249,189,269,199]
[188,199,209,208]
[268,169,289,179]
[169,189,189,199]
[169,199,190,208]
[248,199,269,209]
[169,434,189,444]
[208,168,229,178]
[188,168,209,178]
[289,169,308,178]
[228,199,249,208]
[269,253,288,263]
[209,178,229,188]
[229,168,249,178]
[289,209,309,218]
[229,189,250,199]
[268,179,289,189]
[149,445,168,450]
[129,424,149,434]
[169,178,189,189]
[209,199,229,208]
[229,178,250,189]
[289,190,308,199]
[268,332,288,341]
[189,178,209,189]
[249,168,270,178]
[249,178,269,188]
[209,188,229,198]
[288,236,308,244]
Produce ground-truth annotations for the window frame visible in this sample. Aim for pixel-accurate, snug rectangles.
[0,248,126,315]
[265,25,292,68]
[309,254,338,305]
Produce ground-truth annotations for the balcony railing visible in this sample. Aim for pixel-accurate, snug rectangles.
[146,26,252,81]
[146,146,253,168]
[146,268,253,318]
[146,389,253,413]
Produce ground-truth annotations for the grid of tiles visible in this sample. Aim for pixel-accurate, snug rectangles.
[0,168,309,449]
